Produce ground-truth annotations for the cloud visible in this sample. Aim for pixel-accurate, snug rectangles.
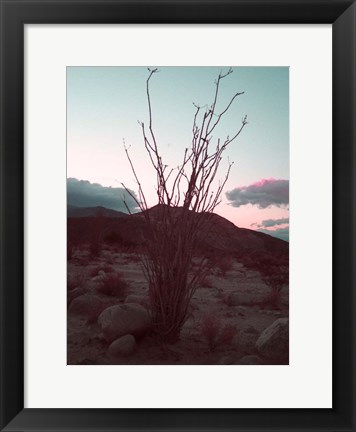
[252,217,289,228]
[67,178,139,213]
[258,227,289,242]
[226,178,289,209]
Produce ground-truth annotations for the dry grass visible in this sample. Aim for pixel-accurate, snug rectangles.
[218,292,235,307]
[200,313,237,352]
[215,256,234,276]
[96,271,129,297]
[263,287,283,309]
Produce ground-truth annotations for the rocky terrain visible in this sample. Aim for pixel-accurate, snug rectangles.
[67,207,289,365]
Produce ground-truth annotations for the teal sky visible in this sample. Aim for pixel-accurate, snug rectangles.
[67,66,289,240]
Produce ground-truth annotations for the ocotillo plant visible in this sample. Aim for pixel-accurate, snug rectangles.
[123,68,247,342]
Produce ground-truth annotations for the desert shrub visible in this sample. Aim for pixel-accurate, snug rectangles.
[89,264,113,278]
[96,271,129,297]
[122,68,247,342]
[104,231,123,245]
[90,235,102,258]
[262,272,288,309]
[201,313,220,351]
[124,253,141,264]
[120,238,138,253]
[219,292,234,307]
[201,313,237,351]
[264,288,282,309]
[216,256,234,276]
[219,324,237,345]
[102,251,117,265]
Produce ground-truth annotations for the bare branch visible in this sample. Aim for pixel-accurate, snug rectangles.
[122,68,247,342]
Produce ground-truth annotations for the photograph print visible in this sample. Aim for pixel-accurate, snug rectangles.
[67,66,289,365]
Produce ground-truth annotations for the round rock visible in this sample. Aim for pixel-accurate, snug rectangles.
[68,294,105,321]
[255,318,289,364]
[108,335,136,357]
[98,303,151,342]
[236,355,263,365]
[125,294,149,307]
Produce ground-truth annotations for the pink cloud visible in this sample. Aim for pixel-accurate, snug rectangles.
[226,178,289,209]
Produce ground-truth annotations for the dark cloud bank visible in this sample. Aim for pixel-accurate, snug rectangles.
[67,178,139,213]
[226,178,289,209]
[226,178,289,241]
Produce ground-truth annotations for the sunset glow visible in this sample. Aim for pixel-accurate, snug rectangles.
[67,66,289,240]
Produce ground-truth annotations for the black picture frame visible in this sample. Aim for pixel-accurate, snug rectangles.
[1,1,355,431]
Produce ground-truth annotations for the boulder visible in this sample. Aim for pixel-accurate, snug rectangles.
[67,287,86,305]
[108,335,136,357]
[229,292,262,307]
[218,355,235,365]
[98,303,151,342]
[68,294,105,321]
[236,355,263,365]
[125,294,149,307]
[238,330,259,353]
[255,318,289,364]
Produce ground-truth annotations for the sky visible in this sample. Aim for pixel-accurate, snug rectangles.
[67,66,289,241]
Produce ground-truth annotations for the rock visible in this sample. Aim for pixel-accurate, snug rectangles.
[67,287,86,305]
[238,331,259,353]
[98,270,106,277]
[84,279,102,291]
[68,294,105,321]
[236,355,264,365]
[108,335,136,357]
[125,294,149,307]
[218,355,235,365]
[98,303,151,342]
[229,292,262,307]
[255,318,289,364]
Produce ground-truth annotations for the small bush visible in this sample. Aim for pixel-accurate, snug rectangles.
[262,272,287,309]
[96,271,129,297]
[89,264,113,278]
[263,286,283,309]
[201,313,220,351]
[219,325,237,345]
[104,231,123,245]
[124,253,141,264]
[102,251,116,265]
[219,292,234,307]
[201,313,237,351]
[216,256,234,276]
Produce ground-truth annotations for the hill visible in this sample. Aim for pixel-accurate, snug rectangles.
[67,204,288,269]
[67,205,127,218]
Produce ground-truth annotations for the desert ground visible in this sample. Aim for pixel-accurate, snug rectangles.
[67,243,289,365]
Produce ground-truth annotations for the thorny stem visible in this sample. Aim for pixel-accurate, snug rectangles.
[122,68,247,341]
